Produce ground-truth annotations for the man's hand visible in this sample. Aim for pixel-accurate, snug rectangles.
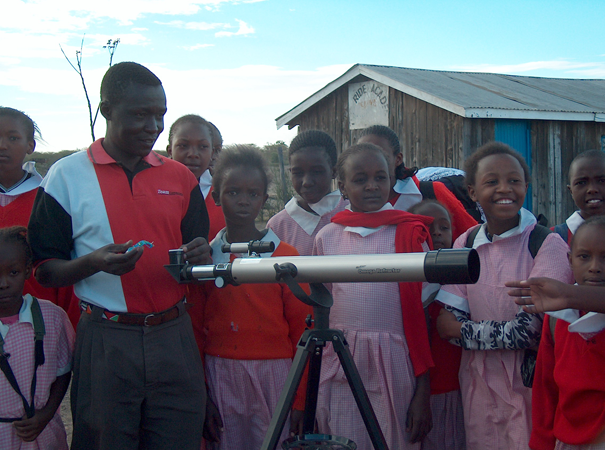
[181,237,212,265]
[90,241,143,275]
[506,278,571,313]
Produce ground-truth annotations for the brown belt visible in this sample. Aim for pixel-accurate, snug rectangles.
[81,298,189,327]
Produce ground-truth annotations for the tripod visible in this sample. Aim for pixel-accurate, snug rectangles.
[260,264,389,450]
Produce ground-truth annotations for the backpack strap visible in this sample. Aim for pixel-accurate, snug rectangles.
[0,296,45,421]
[528,225,552,258]
[418,181,436,200]
[554,223,569,244]
[465,226,481,248]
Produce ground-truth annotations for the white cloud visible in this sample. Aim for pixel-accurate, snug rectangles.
[215,19,254,37]
[451,60,605,78]
[2,1,266,34]
[156,20,226,31]
[183,43,215,50]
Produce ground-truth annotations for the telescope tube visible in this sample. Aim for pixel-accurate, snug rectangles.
[185,248,479,286]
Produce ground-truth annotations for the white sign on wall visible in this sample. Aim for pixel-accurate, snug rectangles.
[348,81,389,130]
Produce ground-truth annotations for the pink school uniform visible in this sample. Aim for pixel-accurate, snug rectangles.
[313,205,431,450]
[436,209,574,450]
[0,295,75,450]
[267,190,347,256]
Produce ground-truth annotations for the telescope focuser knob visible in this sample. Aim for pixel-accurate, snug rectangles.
[305,314,314,327]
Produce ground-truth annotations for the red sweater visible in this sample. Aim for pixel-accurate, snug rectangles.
[201,242,312,410]
[427,301,461,394]
[2,189,80,329]
[531,316,605,449]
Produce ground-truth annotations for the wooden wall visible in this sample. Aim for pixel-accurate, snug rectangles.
[287,79,605,226]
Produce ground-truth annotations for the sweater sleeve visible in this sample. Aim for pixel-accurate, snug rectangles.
[529,318,558,450]
[432,181,477,241]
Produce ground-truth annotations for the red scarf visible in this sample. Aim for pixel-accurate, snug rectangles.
[331,209,434,376]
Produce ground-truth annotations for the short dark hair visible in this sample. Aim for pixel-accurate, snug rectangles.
[0,107,41,143]
[464,141,531,186]
[0,226,32,266]
[572,215,605,249]
[336,142,391,183]
[358,125,417,180]
[408,199,451,221]
[289,130,338,168]
[100,62,162,105]
[209,122,223,151]
[167,114,213,147]
[212,145,271,195]
[569,149,605,179]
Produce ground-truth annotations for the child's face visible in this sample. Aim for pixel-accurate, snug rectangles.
[101,82,167,165]
[290,147,335,207]
[568,157,605,219]
[167,122,213,179]
[357,134,403,190]
[0,242,30,318]
[339,150,390,213]
[569,224,605,287]
[468,153,527,235]
[0,116,35,187]
[415,203,453,249]
[213,166,268,227]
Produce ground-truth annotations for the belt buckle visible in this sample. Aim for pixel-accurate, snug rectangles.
[143,313,156,327]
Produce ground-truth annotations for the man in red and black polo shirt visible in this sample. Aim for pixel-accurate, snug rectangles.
[28,62,211,450]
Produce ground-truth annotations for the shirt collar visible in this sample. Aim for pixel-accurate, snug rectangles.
[471,208,536,248]
[547,284,605,338]
[392,178,423,211]
[566,211,585,235]
[344,203,394,237]
[87,138,164,167]
[199,170,212,199]
[0,161,43,195]
[284,190,343,235]
[0,294,34,340]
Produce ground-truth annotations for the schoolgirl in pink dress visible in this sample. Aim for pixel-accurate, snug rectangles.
[436,142,573,450]
[268,130,347,256]
[313,142,433,449]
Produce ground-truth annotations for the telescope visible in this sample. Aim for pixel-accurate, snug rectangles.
[165,247,480,287]
[166,242,480,450]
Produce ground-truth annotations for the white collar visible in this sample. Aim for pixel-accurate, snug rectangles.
[566,211,585,235]
[210,228,281,263]
[391,178,423,211]
[198,169,212,199]
[344,203,394,237]
[0,294,35,340]
[284,190,343,235]
[547,285,605,337]
[470,208,536,248]
[1,162,43,196]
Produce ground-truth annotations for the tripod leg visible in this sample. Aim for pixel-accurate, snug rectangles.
[260,331,314,450]
[303,339,323,433]
[332,333,390,450]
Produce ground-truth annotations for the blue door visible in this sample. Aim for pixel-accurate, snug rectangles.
[494,120,532,211]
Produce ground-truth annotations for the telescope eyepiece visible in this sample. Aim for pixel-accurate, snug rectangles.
[221,240,276,255]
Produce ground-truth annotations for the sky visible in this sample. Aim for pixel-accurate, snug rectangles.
[2,0,605,153]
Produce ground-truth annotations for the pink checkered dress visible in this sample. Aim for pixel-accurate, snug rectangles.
[0,296,75,450]
[313,223,425,450]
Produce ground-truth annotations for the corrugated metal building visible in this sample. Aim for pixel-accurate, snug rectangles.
[276,64,605,225]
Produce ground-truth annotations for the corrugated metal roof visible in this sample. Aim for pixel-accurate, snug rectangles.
[276,64,605,129]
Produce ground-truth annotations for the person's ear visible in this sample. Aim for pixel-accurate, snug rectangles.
[467,184,477,202]
[262,193,269,207]
[27,139,35,155]
[24,263,32,280]
[395,152,404,167]
[100,100,111,121]
[166,144,173,158]
[212,190,220,206]
[338,180,348,200]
